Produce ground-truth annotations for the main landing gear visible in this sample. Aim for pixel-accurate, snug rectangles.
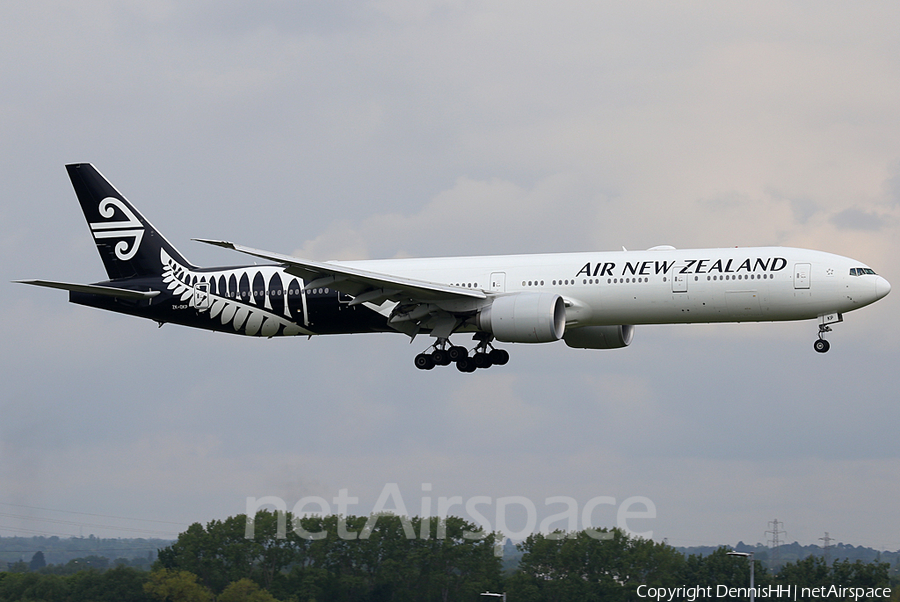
[414,334,510,372]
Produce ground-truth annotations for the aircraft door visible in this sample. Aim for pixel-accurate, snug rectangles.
[490,272,506,292]
[193,281,211,309]
[794,263,811,289]
[672,271,688,293]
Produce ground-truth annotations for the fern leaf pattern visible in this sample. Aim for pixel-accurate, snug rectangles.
[160,248,311,337]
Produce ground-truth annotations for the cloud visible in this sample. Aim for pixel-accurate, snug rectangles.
[2,1,900,550]
[884,162,900,208]
[830,208,886,231]
[447,373,547,439]
[291,173,614,260]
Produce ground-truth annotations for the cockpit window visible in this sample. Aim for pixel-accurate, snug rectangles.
[850,267,877,276]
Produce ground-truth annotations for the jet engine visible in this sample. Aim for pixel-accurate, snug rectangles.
[477,293,565,343]
[563,324,634,349]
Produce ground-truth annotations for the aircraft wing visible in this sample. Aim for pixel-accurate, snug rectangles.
[194,238,487,321]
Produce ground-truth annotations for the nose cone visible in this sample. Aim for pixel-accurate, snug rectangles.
[875,276,891,300]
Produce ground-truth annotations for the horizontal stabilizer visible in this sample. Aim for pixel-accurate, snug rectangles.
[14,279,160,300]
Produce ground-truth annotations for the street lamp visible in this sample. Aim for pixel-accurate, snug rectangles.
[481,592,507,602]
[727,551,755,602]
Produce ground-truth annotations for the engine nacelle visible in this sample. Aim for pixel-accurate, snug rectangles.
[563,325,635,349]
[477,293,566,343]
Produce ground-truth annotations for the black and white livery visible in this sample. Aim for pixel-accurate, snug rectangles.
[17,164,891,371]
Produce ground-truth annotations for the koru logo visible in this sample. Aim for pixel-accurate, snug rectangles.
[89,197,145,261]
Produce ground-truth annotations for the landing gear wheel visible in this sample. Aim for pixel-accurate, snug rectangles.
[456,357,476,372]
[415,353,435,370]
[431,349,451,366]
[473,352,492,368]
[813,339,830,353]
[448,346,468,362]
[489,349,509,365]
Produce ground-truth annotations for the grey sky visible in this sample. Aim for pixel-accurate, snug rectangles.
[2,1,899,551]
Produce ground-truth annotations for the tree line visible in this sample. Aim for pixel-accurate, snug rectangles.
[0,534,165,568]
[0,510,895,601]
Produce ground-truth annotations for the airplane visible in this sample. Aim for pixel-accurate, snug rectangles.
[16,164,891,372]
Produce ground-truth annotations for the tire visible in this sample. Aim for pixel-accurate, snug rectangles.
[448,346,468,362]
[489,349,510,365]
[456,357,475,372]
[415,353,435,369]
[473,352,492,368]
[813,339,830,353]
[431,349,451,366]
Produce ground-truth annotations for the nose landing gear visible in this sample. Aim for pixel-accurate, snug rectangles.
[813,313,842,353]
[414,334,509,372]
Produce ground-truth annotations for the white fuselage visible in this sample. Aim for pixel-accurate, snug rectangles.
[338,246,890,328]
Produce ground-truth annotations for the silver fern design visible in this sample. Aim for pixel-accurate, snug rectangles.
[160,248,311,337]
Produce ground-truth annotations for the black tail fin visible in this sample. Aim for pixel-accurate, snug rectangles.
[66,163,196,280]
